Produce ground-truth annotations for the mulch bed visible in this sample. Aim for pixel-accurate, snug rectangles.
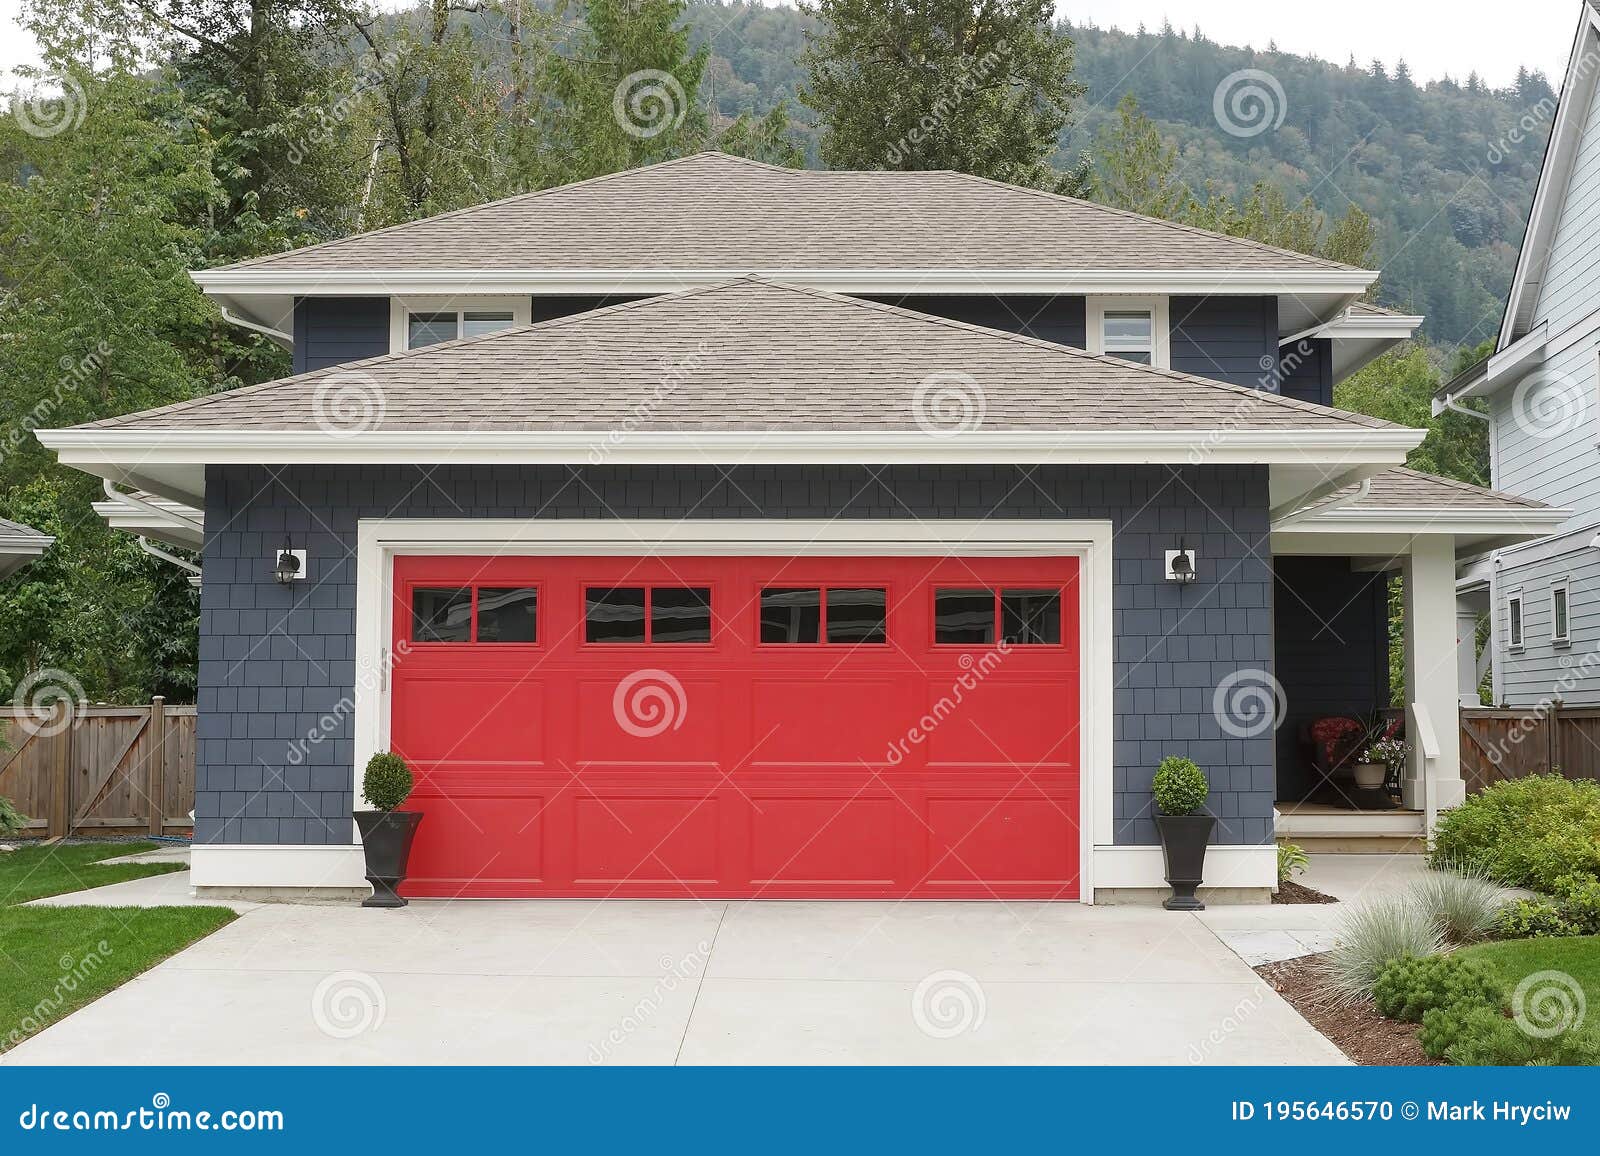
[1273,879,1340,904]
[1258,954,1441,1065]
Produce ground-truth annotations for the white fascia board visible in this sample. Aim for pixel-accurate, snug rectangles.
[192,267,1379,298]
[38,426,1424,467]
[1276,506,1571,536]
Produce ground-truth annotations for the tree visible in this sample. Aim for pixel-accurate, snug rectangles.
[536,0,710,185]
[1091,93,1190,216]
[799,0,1085,192]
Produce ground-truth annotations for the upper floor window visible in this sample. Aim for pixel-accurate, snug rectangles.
[1087,296,1169,369]
[1507,591,1524,650]
[1551,581,1570,645]
[390,297,530,352]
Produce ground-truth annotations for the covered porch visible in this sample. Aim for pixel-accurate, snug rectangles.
[1269,469,1566,847]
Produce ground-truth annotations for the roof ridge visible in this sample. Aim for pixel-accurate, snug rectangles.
[209,154,723,273]
[935,169,1359,273]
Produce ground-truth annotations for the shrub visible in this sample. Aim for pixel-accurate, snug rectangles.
[1277,842,1309,883]
[1372,953,1501,1023]
[1555,875,1600,935]
[1431,775,1600,893]
[1321,897,1446,1005]
[1420,1003,1600,1066]
[1411,869,1504,943]
[1493,898,1581,940]
[362,752,414,812]
[1152,756,1209,816]
[0,795,26,838]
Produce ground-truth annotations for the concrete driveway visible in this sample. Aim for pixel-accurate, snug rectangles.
[3,888,1345,1065]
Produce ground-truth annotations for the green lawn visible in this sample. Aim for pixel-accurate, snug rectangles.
[1457,936,1600,1003]
[0,842,237,1052]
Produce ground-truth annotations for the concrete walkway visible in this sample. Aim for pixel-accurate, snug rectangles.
[4,879,1347,1065]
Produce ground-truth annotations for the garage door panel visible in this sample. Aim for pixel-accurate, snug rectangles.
[922,679,1080,770]
[748,795,899,885]
[923,795,1079,886]
[393,676,548,764]
[572,796,722,884]
[404,794,546,890]
[391,554,1081,899]
[749,678,915,766]
[573,675,723,762]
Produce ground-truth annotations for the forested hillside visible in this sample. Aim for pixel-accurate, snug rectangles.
[687,3,1557,349]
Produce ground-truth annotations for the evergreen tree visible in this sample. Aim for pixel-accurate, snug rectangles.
[799,0,1084,192]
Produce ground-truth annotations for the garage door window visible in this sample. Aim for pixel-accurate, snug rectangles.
[760,586,887,644]
[412,587,473,643]
[586,585,712,644]
[934,587,1062,645]
[477,587,539,643]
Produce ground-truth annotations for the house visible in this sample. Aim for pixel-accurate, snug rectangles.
[1433,0,1600,708]
[39,153,1563,902]
[0,517,53,579]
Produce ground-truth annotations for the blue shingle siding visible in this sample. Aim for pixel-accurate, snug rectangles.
[1170,295,1278,387]
[864,295,1088,348]
[196,464,1275,849]
[291,297,390,374]
[1272,556,1390,799]
[1277,337,1333,406]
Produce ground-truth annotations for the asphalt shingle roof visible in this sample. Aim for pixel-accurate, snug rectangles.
[84,280,1396,435]
[210,153,1357,277]
[1315,467,1549,512]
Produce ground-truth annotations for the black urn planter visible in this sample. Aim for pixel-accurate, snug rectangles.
[1155,813,1214,911]
[354,810,423,908]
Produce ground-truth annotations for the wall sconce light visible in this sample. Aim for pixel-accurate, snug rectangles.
[1165,541,1197,584]
[273,536,306,584]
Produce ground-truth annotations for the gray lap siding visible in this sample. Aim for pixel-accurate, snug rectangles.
[195,464,1275,849]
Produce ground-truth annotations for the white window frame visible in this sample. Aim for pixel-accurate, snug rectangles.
[1506,588,1524,651]
[1086,295,1170,369]
[388,296,531,353]
[1551,578,1571,645]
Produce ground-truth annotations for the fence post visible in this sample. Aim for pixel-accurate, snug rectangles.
[49,704,71,838]
[147,696,166,836]
[1549,698,1563,774]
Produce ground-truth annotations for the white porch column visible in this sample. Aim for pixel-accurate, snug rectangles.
[1403,536,1466,811]
[1457,603,1482,708]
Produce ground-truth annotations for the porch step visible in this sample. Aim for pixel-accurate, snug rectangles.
[1275,805,1426,855]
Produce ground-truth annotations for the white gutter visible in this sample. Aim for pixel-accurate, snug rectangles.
[138,536,201,577]
[193,267,1380,298]
[41,426,1425,467]
[102,479,204,535]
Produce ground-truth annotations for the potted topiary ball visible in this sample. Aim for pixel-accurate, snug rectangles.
[354,752,423,908]
[1152,755,1213,911]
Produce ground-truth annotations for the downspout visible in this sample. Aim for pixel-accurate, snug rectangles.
[138,536,201,577]
[1273,477,1372,526]
[218,304,293,345]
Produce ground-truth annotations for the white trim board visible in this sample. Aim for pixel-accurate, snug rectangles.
[352,517,1116,903]
[1090,844,1276,892]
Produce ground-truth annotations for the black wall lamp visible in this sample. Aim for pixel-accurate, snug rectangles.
[273,536,306,584]
[1165,540,1197,584]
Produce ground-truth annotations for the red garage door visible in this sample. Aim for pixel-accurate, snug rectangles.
[388,554,1081,899]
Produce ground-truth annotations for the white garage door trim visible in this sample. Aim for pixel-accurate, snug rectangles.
[346,518,1113,903]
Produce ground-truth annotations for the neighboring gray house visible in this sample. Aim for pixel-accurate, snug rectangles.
[1434,0,1600,708]
[0,517,52,579]
[42,153,1561,903]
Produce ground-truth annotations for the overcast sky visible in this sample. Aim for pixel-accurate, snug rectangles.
[0,0,1584,92]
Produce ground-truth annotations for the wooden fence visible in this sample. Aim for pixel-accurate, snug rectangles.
[0,699,195,837]
[1460,704,1600,795]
